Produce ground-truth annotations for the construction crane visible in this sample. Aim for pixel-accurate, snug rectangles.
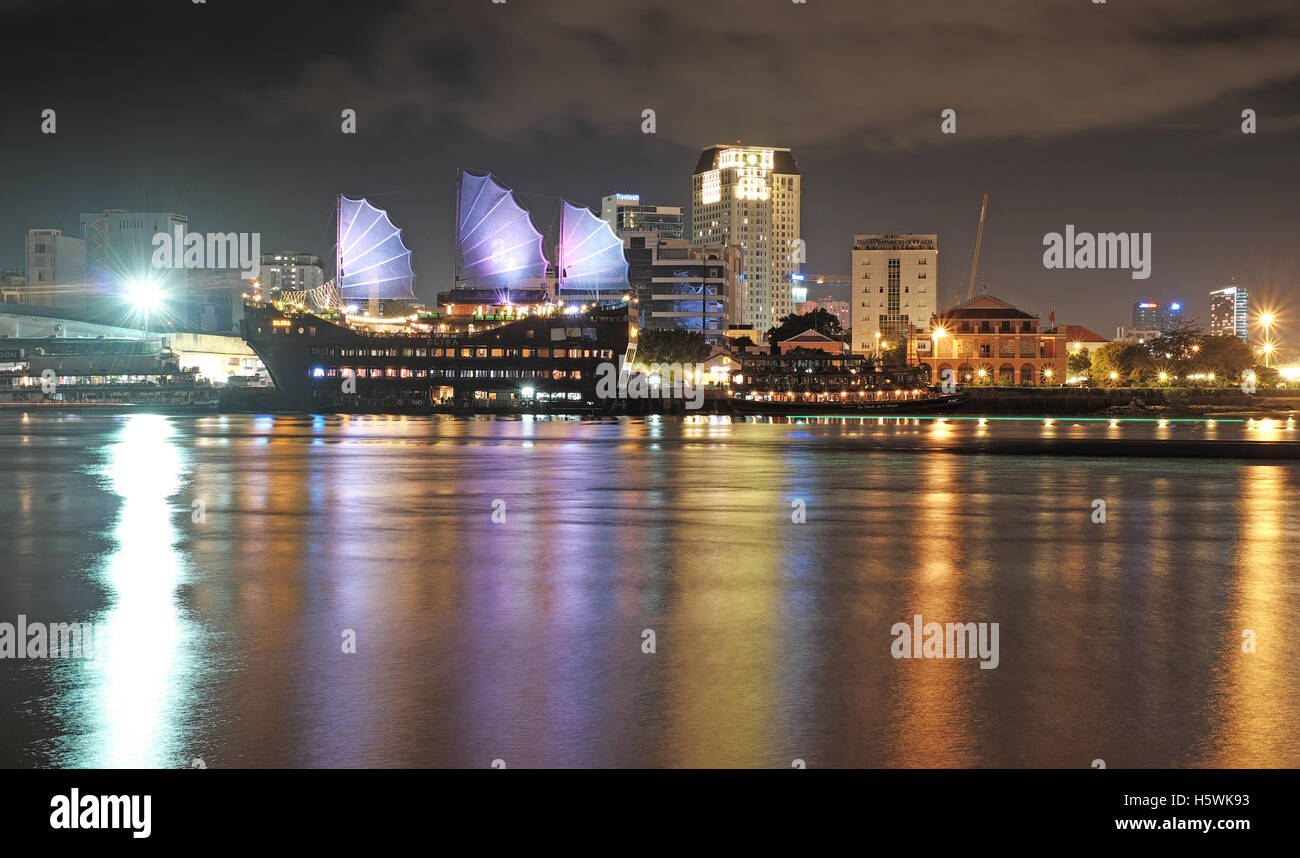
[966,194,989,302]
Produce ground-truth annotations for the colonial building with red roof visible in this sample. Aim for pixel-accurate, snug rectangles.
[907,294,1068,386]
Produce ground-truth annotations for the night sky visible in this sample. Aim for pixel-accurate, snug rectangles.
[2,0,1298,339]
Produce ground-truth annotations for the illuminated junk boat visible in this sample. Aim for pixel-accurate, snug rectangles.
[242,171,635,412]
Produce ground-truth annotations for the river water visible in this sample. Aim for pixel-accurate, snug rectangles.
[2,412,1297,768]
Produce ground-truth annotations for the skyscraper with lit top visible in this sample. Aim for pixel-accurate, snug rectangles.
[691,145,800,334]
[1209,285,1249,340]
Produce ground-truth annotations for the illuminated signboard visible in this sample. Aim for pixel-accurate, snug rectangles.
[615,193,640,202]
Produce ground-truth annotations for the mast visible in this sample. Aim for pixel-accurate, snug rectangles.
[366,192,377,317]
[557,199,564,306]
[454,167,462,290]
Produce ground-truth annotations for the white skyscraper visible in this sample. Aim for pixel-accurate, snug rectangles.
[851,234,938,354]
[691,145,800,334]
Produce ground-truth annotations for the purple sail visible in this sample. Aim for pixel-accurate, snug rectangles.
[337,197,417,300]
[457,171,549,290]
[558,200,628,299]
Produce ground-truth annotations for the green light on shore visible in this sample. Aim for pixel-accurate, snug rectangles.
[778,415,1246,423]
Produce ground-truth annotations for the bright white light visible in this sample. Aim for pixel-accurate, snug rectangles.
[128,278,163,310]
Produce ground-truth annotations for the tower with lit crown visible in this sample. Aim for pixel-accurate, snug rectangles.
[690,145,800,334]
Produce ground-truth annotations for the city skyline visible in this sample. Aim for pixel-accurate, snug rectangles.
[2,0,1298,338]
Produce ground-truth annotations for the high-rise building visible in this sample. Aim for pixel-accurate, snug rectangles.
[623,231,738,344]
[1132,300,1182,330]
[80,209,188,294]
[851,234,938,353]
[690,145,801,334]
[601,194,684,239]
[1209,285,1249,340]
[1132,301,1160,328]
[24,229,86,308]
[260,251,325,294]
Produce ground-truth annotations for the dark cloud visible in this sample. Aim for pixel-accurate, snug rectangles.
[2,0,1297,338]
[258,0,1300,151]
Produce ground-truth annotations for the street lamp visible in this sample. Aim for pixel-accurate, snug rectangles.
[929,327,946,384]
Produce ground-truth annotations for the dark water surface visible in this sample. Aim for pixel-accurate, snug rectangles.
[2,413,1298,768]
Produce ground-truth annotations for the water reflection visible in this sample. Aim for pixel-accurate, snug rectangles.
[71,415,198,767]
[3,414,1299,768]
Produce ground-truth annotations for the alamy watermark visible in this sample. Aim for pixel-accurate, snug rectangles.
[1043,225,1151,280]
[0,615,98,659]
[595,359,705,409]
[890,614,1000,669]
[151,226,260,279]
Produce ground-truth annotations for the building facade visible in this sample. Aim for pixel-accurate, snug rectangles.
[1209,285,1249,340]
[624,231,736,344]
[690,145,800,335]
[24,229,86,309]
[260,251,326,294]
[851,234,937,353]
[1115,326,1160,344]
[80,210,189,294]
[601,194,684,239]
[0,270,26,304]
[777,328,844,355]
[910,294,1067,386]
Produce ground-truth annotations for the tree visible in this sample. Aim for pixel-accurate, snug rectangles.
[1089,341,1152,385]
[1067,347,1091,379]
[1146,318,1206,368]
[765,308,845,354]
[877,339,907,369]
[1196,335,1253,381]
[636,328,710,365]
[1252,364,1281,388]
[730,335,756,351]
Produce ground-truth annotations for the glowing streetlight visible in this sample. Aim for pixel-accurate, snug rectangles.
[127,277,163,342]
[128,277,162,310]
